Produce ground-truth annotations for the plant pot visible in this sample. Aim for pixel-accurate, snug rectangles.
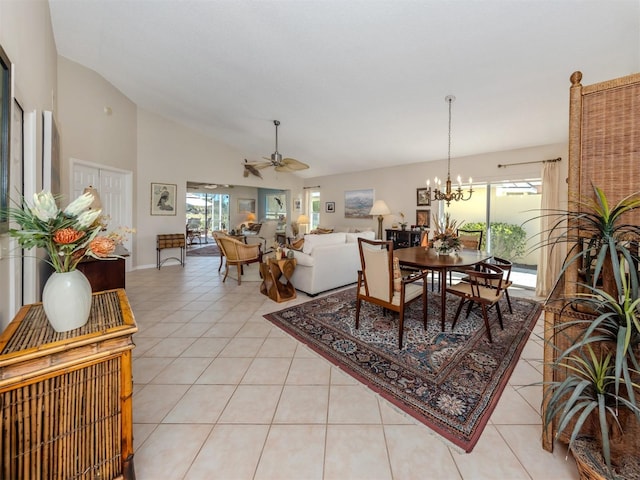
[42,270,92,332]
[571,437,640,480]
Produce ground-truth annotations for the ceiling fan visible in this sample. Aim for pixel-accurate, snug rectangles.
[243,120,309,178]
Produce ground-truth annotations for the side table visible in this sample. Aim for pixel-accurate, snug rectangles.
[260,257,297,302]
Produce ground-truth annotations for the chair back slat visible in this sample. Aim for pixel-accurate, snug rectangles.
[457,229,483,250]
[358,238,393,301]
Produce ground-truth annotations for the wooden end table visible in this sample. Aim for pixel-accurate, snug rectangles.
[260,256,297,302]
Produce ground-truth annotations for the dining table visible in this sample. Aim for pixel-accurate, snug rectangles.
[394,247,492,331]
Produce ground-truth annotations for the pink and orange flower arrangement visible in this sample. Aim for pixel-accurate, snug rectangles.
[5,190,121,272]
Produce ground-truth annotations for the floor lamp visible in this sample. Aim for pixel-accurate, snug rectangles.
[369,200,390,240]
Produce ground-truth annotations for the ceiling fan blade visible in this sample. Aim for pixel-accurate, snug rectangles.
[245,160,271,169]
[282,158,309,170]
[274,165,296,173]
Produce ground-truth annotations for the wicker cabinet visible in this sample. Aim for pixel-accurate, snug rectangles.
[0,289,137,480]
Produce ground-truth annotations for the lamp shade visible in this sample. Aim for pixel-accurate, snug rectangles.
[297,214,310,224]
[369,200,391,216]
[246,212,256,222]
[83,186,103,211]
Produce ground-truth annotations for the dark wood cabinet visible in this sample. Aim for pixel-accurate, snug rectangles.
[76,247,129,292]
[385,229,424,249]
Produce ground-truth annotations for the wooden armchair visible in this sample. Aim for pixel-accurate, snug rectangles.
[216,236,262,285]
[448,228,484,285]
[446,263,505,343]
[356,238,429,349]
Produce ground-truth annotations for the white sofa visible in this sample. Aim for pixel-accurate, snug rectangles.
[284,231,375,296]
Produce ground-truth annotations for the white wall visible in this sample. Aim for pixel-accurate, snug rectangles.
[306,143,569,251]
[0,0,58,330]
[57,56,137,196]
[135,109,304,268]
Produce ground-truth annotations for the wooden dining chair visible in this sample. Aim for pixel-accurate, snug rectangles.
[448,228,484,285]
[446,263,505,343]
[356,238,429,349]
[488,256,514,313]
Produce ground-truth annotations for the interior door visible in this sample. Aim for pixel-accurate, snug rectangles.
[71,161,133,270]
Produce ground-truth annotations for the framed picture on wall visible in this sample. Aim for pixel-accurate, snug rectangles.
[416,209,430,228]
[294,199,302,211]
[344,189,374,218]
[238,198,256,214]
[325,201,335,213]
[151,182,177,215]
[417,187,431,206]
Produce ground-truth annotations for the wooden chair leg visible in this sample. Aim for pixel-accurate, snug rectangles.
[465,299,474,318]
[422,289,428,330]
[451,297,466,330]
[236,264,242,285]
[223,264,230,283]
[355,298,361,329]
[398,310,405,349]
[481,304,493,343]
[495,303,504,330]
[505,290,513,313]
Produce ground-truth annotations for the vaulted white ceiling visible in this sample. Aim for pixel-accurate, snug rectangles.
[48,0,640,178]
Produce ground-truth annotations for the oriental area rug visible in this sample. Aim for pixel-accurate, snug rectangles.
[264,287,541,452]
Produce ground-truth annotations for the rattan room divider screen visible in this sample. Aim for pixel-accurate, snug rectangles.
[542,71,640,452]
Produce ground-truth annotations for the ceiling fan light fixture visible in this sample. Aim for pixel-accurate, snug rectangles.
[242,120,309,177]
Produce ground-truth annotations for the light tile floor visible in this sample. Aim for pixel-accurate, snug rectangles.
[128,256,579,480]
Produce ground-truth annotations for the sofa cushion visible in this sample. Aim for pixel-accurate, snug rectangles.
[288,238,304,250]
[345,231,376,243]
[302,232,346,254]
[289,250,314,266]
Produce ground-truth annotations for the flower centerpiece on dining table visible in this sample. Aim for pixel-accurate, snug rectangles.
[4,190,123,331]
[431,212,462,255]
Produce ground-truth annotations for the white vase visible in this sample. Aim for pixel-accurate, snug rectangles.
[42,270,93,332]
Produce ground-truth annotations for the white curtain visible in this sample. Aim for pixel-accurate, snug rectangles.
[536,161,563,297]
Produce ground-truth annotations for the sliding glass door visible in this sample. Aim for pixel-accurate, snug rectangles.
[444,178,541,288]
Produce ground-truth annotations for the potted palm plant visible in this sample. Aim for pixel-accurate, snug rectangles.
[544,259,640,477]
[536,186,640,478]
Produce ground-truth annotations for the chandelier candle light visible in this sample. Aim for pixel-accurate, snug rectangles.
[427,95,473,206]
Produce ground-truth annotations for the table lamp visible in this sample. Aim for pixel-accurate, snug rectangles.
[246,212,256,224]
[369,200,390,240]
[83,186,103,212]
[297,214,310,235]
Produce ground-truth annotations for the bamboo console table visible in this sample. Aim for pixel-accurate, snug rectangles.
[0,289,138,480]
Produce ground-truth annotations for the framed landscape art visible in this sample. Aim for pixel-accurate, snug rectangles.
[238,198,256,214]
[344,189,374,218]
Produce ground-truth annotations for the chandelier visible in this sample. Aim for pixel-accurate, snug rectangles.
[427,95,473,206]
